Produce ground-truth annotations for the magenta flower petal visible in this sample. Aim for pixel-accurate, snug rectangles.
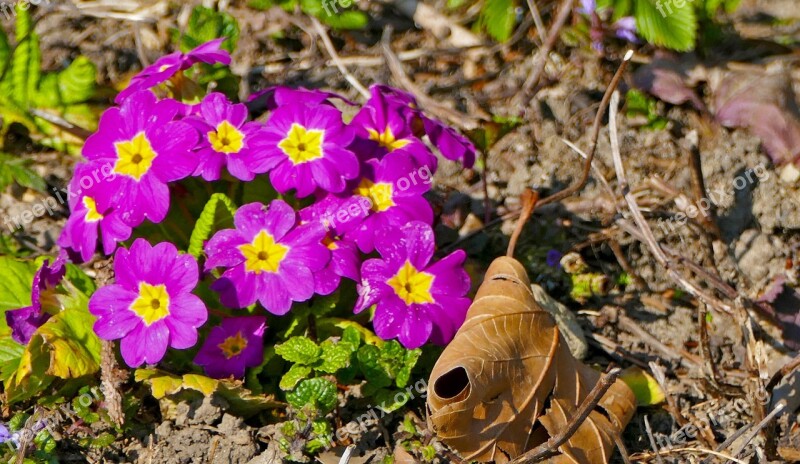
[205,200,330,314]
[115,39,231,104]
[355,222,471,348]
[82,91,199,227]
[194,316,266,379]
[188,93,269,181]
[253,102,359,197]
[89,239,208,367]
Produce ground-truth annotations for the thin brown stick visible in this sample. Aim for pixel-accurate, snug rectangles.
[310,17,370,99]
[524,0,548,45]
[515,0,575,105]
[381,28,479,130]
[537,50,634,209]
[507,190,539,257]
[509,368,622,464]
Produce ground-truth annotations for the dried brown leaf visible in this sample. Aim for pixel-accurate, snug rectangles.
[427,257,636,463]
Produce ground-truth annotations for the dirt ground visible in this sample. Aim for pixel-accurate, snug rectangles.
[2,0,800,462]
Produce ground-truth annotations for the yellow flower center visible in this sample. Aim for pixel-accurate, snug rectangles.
[387,261,435,305]
[113,132,157,181]
[83,196,104,223]
[158,64,172,72]
[353,178,394,212]
[239,230,289,274]
[218,331,248,359]
[208,120,245,154]
[368,127,410,152]
[278,123,324,165]
[130,282,171,325]
[322,235,338,250]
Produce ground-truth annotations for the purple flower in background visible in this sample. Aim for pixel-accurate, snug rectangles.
[0,424,10,444]
[614,17,639,43]
[355,222,470,349]
[546,249,563,268]
[299,198,361,295]
[188,93,268,181]
[89,239,208,367]
[252,102,359,197]
[578,0,596,14]
[351,89,437,169]
[369,85,477,168]
[82,91,199,226]
[344,152,434,253]
[205,201,330,314]
[58,162,132,262]
[194,316,266,378]
[116,38,231,103]
[6,253,67,345]
[248,86,353,112]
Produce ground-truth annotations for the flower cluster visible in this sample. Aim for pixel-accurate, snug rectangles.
[30,39,475,378]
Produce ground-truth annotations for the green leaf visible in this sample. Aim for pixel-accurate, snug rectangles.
[174,6,239,53]
[634,0,697,51]
[280,364,313,390]
[187,193,237,258]
[0,153,46,192]
[6,307,101,403]
[3,4,41,107]
[30,308,101,378]
[341,326,361,346]
[286,378,338,414]
[275,336,322,365]
[396,349,421,388]
[478,0,517,42]
[619,367,665,406]
[321,10,369,29]
[356,344,392,390]
[0,337,24,383]
[316,339,356,374]
[34,56,97,107]
[0,257,38,334]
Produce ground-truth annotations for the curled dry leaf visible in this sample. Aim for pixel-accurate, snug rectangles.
[426,257,636,463]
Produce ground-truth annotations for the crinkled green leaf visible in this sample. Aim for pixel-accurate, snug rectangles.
[373,388,412,413]
[478,0,516,42]
[357,344,392,391]
[187,193,237,258]
[280,364,312,390]
[275,336,322,365]
[316,339,356,374]
[396,349,422,388]
[341,326,361,346]
[286,378,338,414]
[634,0,696,51]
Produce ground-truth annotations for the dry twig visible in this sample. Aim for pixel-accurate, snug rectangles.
[310,17,370,99]
[509,368,623,463]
